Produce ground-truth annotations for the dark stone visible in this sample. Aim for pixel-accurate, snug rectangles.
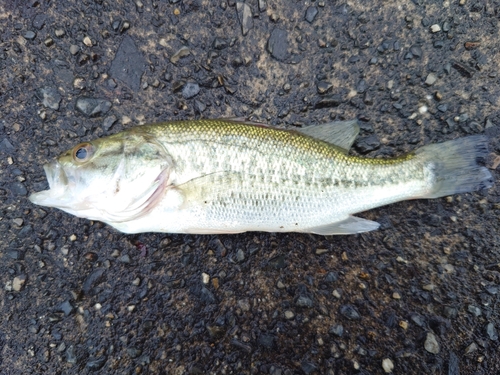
[354,135,380,154]
[304,6,318,23]
[301,361,317,374]
[127,347,142,359]
[32,14,46,29]
[434,40,445,49]
[9,182,28,196]
[329,324,344,336]
[194,100,206,113]
[411,314,425,327]
[59,300,75,316]
[356,79,367,93]
[109,35,145,91]
[268,254,287,269]
[119,254,131,263]
[8,250,24,260]
[212,38,228,50]
[437,104,448,112]
[451,60,474,78]
[486,323,498,341]
[24,30,36,40]
[182,82,200,99]
[447,352,459,375]
[36,87,62,110]
[0,138,15,153]
[82,269,105,295]
[102,115,117,131]
[258,334,275,349]
[236,2,253,36]
[339,304,361,320]
[295,296,313,308]
[410,45,422,58]
[314,95,343,109]
[86,356,107,370]
[317,81,332,94]
[267,29,288,61]
[199,286,217,304]
[65,345,77,364]
[324,271,338,283]
[76,97,112,117]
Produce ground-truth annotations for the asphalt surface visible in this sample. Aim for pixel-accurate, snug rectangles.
[1,1,500,374]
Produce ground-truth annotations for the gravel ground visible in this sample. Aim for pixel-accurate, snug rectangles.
[1,1,500,374]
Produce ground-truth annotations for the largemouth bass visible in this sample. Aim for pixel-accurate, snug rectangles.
[29,119,493,235]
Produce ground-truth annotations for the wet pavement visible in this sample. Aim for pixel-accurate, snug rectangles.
[1,1,500,374]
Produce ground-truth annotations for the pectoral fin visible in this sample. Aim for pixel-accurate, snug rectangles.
[176,171,243,208]
[297,120,360,152]
[304,216,380,235]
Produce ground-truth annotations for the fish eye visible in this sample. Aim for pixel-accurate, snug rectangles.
[72,142,94,163]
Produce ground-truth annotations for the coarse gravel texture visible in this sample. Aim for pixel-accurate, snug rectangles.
[1,1,500,374]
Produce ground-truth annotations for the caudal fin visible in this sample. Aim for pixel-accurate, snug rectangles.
[416,135,493,199]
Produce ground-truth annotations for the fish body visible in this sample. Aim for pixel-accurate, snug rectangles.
[29,119,493,235]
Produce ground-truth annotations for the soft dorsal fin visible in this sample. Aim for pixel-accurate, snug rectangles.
[297,120,360,151]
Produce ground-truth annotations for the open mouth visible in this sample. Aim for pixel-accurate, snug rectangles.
[29,161,69,207]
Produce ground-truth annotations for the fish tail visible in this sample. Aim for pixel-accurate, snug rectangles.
[416,135,493,199]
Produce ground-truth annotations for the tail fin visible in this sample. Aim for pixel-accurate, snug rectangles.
[416,135,493,199]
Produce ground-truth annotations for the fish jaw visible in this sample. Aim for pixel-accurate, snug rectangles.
[29,161,72,208]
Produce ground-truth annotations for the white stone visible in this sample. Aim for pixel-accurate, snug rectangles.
[382,358,394,373]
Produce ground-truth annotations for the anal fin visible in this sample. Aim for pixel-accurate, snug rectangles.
[305,216,380,235]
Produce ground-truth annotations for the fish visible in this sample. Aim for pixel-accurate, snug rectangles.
[29,119,494,235]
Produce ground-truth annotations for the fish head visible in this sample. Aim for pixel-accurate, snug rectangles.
[29,131,172,223]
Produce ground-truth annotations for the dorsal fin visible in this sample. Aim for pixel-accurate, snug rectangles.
[297,120,360,152]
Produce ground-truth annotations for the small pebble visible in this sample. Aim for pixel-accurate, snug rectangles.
[55,28,65,37]
[486,323,498,341]
[339,305,360,320]
[425,73,437,86]
[237,299,250,312]
[305,6,318,23]
[170,46,190,64]
[464,342,477,355]
[83,36,92,46]
[13,275,27,291]
[235,249,245,262]
[382,358,394,373]
[284,310,295,319]
[202,273,210,284]
[13,218,24,226]
[422,283,435,291]
[69,234,77,241]
[24,30,36,40]
[73,77,86,90]
[424,332,440,354]
[182,82,200,99]
[430,24,441,33]
[467,305,481,316]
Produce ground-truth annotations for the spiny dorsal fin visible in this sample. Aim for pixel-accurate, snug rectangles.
[297,120,360,152]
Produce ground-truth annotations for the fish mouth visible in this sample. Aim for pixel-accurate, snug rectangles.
[29,161,70,207]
